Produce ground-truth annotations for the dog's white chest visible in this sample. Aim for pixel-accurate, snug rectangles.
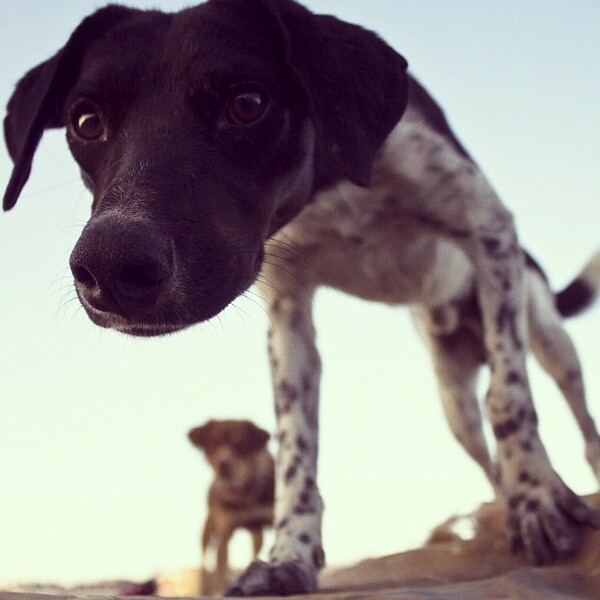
[286,193,469,305]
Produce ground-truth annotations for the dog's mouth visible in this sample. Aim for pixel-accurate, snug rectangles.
[82,300,245,337]
[84,309,188,337]
[73,244,264,337]
[76,278,252,337]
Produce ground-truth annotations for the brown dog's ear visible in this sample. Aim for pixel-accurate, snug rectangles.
[260,0,409,188]
[3,5,135,211]
[244,421,270,451]
[188,421,214,449]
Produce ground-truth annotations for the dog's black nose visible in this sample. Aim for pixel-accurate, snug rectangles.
[70,214,174,315]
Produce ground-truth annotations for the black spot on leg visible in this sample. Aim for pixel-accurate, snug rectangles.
[284,453,303,484]
[275,381,299,418]
[493,417,522,440]
[526,499,540,513]
[494,406,536,440]
[518,471,540,487]
[506,371,523,385]
[312,545,325,569]
[521,439,534,452]
[291,475,318,513]
[276,517,289,530]
[279,381,298,401]
[285,465,297,483]
[298,533,311,544]
[495,302,524,351]
[297,436,308,452]
[482,237,500,256]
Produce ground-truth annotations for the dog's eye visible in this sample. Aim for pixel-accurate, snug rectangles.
[227,91,267,125]
[71,106,106,141]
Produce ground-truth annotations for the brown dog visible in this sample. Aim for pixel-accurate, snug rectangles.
[188,420,274,593]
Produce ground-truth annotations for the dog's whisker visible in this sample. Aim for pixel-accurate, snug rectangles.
[235,293,269,324]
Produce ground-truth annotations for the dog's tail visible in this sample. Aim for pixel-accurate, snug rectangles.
[555,250,600,318]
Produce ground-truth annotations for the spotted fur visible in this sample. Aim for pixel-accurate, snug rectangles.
[249,103,600,589]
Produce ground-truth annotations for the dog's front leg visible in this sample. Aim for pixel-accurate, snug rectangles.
[226,292,324,596]
[412,155,600,562]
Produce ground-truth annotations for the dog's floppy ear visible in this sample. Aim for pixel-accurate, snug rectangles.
[261,0,409,187]
[244,421,270,451]
[3,5,135,211]
[188,421,214,449]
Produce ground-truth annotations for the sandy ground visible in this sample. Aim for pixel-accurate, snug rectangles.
[4,494,600,599]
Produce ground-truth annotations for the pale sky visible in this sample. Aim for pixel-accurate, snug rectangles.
[1,0,599,587]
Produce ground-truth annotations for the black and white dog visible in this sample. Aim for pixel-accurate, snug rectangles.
[4,0,600,594]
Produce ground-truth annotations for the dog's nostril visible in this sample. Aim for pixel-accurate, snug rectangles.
[71,265,97,289]
[118,263,167,290]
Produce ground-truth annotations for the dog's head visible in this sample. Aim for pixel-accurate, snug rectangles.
[188,419,271,487]
[3,0,408,336]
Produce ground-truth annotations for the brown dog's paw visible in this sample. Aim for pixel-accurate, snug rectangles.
[506,482,600,564]
[225,559,317,596]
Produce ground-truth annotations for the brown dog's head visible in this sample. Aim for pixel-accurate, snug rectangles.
[189,419,271,487]
[3,0,408,336]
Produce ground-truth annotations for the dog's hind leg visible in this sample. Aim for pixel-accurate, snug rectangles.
[412,307,498,494]
[199,514,215,595]
[214,525,234,594]
[527,271,600,485]
[249,527,264,557]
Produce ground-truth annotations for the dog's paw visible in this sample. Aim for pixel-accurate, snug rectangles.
[506,480,600,564]
[224,559,317,596]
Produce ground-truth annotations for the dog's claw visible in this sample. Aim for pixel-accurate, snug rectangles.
[225,559,317,596]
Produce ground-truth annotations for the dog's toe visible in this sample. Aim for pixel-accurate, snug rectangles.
[225,559,317,596]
